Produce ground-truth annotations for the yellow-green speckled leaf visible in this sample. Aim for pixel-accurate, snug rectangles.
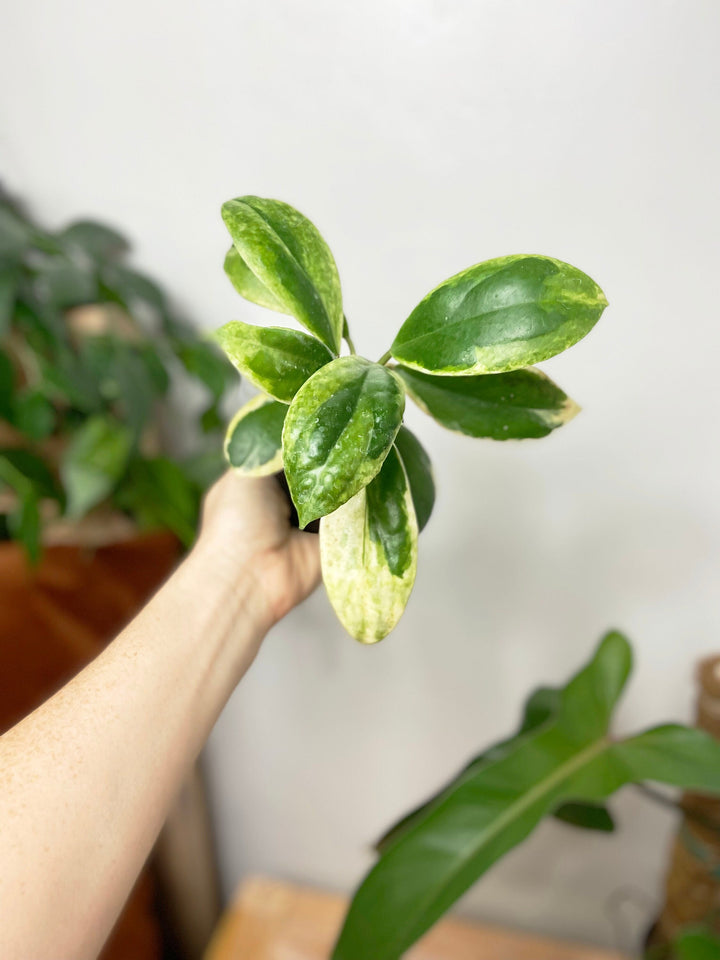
[223,246,287,313]
[224,394,286,476]
[320,446,418,642]
[391,254,607,375]
[214,320,333,403]
[282,357,405,529]
[222,196,343,354]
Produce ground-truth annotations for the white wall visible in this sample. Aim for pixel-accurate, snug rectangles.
[4,0,720,949]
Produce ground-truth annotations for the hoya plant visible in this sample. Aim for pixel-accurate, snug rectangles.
[333,631,720,960]
[214,196,607,641]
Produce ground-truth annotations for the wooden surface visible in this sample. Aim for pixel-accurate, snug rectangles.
[205,877,625,960]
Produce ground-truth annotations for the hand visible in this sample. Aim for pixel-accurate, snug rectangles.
[195,470,322,631]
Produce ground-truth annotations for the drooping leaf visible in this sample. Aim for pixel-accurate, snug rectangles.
[391,255,607,376]
[224,394,286,476]
[397,366,579,440]
[214,320,332,402]
[61,415,133,518]
[393,425,435,532]
[176,339,234,402]
[283,357,405,529]
[223,246,286,313]
[114,456,200,546]
[320,446,418,642]
[0,448,59,501]
[375,682,609,856]
[333,632,720,960]
[58,220,129,261]
[222,196,343,353]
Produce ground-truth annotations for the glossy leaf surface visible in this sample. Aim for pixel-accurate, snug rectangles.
[224,394,286,476]
[224,246,286,313]
[391,255,607,375]
[393,425,435,532]
[283,357,405,528]
[320,447,417,642]
[376,682,612,856]
[333,633,720,960]
[215,320,332,402]
[397,366,579,440]
[222,196,343,353]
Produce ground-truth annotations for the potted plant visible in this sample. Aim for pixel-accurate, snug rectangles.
[0,188,234,558]
[213,195,608,642]
[332,631,720,960]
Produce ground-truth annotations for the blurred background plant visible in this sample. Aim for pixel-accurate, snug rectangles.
[0,185,235,560]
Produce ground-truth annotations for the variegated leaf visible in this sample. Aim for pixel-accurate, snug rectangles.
[224,394,286,476]
[320,446,418,642]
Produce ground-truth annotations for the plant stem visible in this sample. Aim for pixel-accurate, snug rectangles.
[377,350,392,365]
[634,783,720,834]
[345,332,357,354]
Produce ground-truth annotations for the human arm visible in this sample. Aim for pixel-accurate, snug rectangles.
[0,472,320,960]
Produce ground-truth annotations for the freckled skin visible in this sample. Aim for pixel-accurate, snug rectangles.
[0,472,320,960]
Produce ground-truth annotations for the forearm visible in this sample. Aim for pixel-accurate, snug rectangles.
[0,541,268,960]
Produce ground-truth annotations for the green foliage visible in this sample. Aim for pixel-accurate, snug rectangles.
[333,633,720,960]
[0,189,235,558]
[216,196,607,640]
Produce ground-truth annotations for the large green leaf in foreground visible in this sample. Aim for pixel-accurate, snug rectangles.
[333,632,720,960]
[222,196,343,353]
[397,366,579,440]
[320,446,418,642]
[283,357,405,529]
[214,320,332,402]
[391,255,607,376]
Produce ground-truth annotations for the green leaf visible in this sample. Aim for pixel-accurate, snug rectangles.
[0,266,17,335]
[12,390,56,440]
[396,366,579,440]
[214,320,332,402]
[61,415,133,518]
[673,928,720,960]
[391,255,607,375]
[221,196,343,353]
[34,255,98,308]
[283,357,405,529]
[58,220,129,261]
[8,489,41,565]
[0,448,59,500]
[176,340,233,402]
[320,446,417,642]
[553,801,615,832]
[101,264,165,313]
[224,394,286,476]
[333,632,720,960]
[223,246,286,313]
[393,425,435,532]
[375,683,608,857]
[0,347,14,418]
[114,457,199,546]
[181,450,226,489]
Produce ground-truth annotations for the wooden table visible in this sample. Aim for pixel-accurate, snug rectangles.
[204,877,624,960]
